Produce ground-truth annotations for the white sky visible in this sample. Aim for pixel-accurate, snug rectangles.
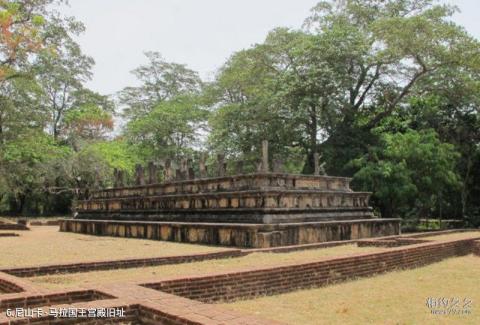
[59,0,480,96]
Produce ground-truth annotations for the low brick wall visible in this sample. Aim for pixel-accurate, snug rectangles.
[0,301,136,325]
[0,224,29,231]
[2,250,244,277]
[60,218,400,248]
[357,237,431,247]
[143,238,477,303]
[0,290,114,312]
[0,279,23,294]
[0,233,18,237]
[474,240,480,256]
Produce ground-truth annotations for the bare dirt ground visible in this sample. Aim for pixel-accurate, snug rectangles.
[30,244,383,290]
[0,226,229,268]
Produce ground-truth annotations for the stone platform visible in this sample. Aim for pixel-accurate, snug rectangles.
[63,144,401,248]
[60,218,400,248]
[75,173,375,224]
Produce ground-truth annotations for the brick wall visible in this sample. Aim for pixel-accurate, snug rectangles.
[474,240,480,256]
[0,224,29,231]
[0,279,23,294]
[0,290,114,312]
[0,233,18,237]
[2,250,244,278]
[143,238,477,303]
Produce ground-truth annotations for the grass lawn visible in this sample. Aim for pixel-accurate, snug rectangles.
[221,255,480,325]
[420,231,480,241]
[0,226,230,268]
[30,244,383,290]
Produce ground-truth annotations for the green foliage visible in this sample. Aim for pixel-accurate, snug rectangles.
[119,51,203,121]
[0,132,72,214]
[351,129,461,218]
[79,141,141,175]
[125,95,208,160]
[63,103,113,146]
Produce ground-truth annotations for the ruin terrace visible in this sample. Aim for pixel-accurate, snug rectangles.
[62,141,400,248]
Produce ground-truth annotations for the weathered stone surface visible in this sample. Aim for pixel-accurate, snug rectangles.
[147,161,157,184]
[217,154,226,177]
[60,218,400,248]
[135,164,145,186]
[70,153,401,247]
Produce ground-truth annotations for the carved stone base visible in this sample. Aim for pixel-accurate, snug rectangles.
[60,218,401,248]
[74,207,374,224]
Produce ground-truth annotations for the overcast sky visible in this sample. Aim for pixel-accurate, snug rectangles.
[59,0,480,96]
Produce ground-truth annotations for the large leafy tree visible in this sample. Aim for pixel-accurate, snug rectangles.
[35,35,95,139]
[208,0,480,173]
[351,129,461,219]
[119,51,203,121]
[125,95,208,160]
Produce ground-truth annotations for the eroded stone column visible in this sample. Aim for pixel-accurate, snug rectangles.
[313,152,326,176]
[261,140,269,173]
[187,158,195,179]
[314,152,320,176]
[272,156,284,173]
[147,162,157,184]
[235,160,244,175]
[135,164,145,186]
[217,154,226,177]
[164,159,174,181]
[199,153,208,178]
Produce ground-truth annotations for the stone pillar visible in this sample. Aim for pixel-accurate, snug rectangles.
[164,159,174,181]
[113,168,125,187]
[314,152,326,176]
[199,153,208,178]
[179,158,188,180]
[261,140,269,173]
[235,160,244,175]
[217,154,226,177]
[117,170,124,187]
[135,164,145,186]
[272,157,284,173]
[187,158,195,179]
[147,161,157,184]
[175,168,183,180]
[314,152,320,176]
[93,167,100,188]
[113,168,119,187]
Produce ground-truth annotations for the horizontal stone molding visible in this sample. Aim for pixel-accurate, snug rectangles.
[89,173,353,200]
[77,190,372,216]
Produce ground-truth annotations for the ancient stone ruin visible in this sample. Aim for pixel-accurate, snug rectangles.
[61,141,400,247]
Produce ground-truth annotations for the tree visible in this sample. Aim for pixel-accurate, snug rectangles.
[63,103,114,150]
[0,0,50,82]
[119,51,203,121]
[208,0,480,174]
[0,131,72,214]
[35,35,95,139]
[125,95,208,160]
[351,129,461,219]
